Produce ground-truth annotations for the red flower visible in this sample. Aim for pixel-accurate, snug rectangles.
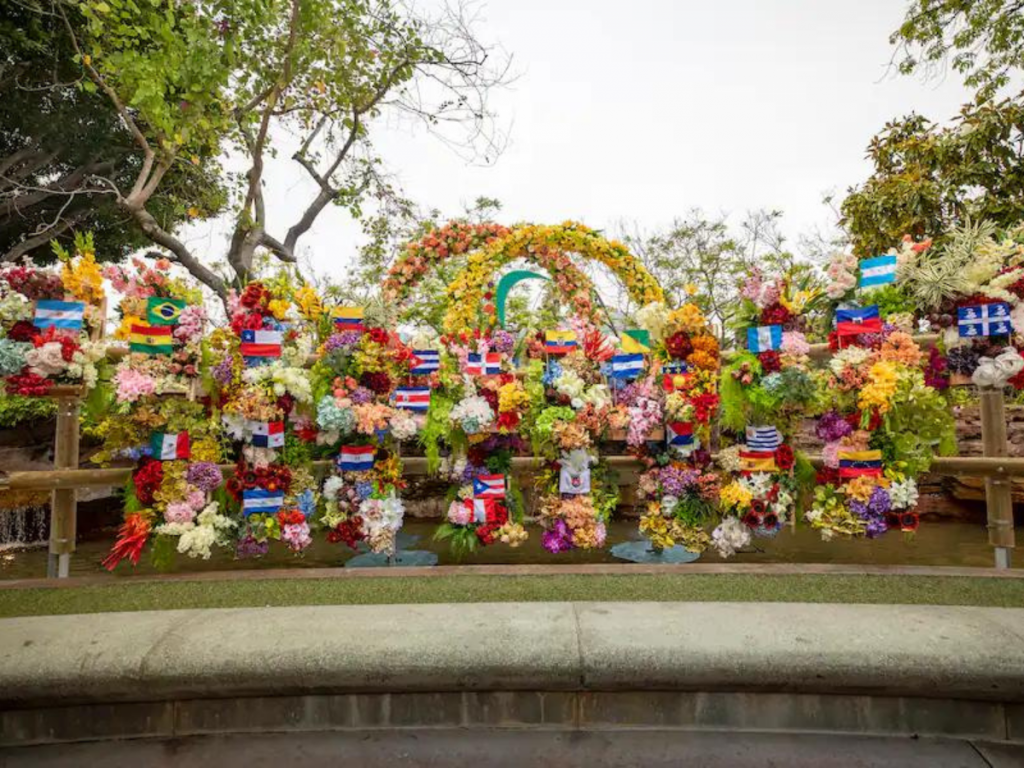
[758,351,781,374]
[8,321,38,343]
[360,371,392,395]
[475,523,499,546]
[276,394,295,417]
[481,388,499,413]
[762,513,779,529]
[368,327,389,345]
[760,302,792,326]
[665,331,693,360]
[900,512,920,532]
[102,513,152,571]
[225,477,243,501]
[5,370,51,396]
[741,511,762,529]
[816,468,840,486]
[240,283,269,309]
[750,499,766,515]
[497,411,520,430]
[774,444,794,470]
[132,459,164,506]
[295,423,318,443]
[277,509,305,527]
[328,517,365,549]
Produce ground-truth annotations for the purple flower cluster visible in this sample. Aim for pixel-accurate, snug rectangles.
[324,331,363,352]
[186,462,223,493]
[211,357,234,386]
[355,481,374,500]
[946,346,981,375]
[615,380,653,408]
[542,518,573,553]
[816,410,853,443]
[236,533,269,559]
[349,386,374,404]
[849,486,892,538]
[491,330,517,355]
[658,465,698,497]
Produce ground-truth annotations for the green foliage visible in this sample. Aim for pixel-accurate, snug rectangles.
[860,284,915,318]
[877,372,959,475]
[433,522,479,560]
[150,534,177,571]
[0,394,56,428]
[529,406,576,459]
[420,392,454,473]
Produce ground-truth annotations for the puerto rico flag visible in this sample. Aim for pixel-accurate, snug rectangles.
[958,303,1012,338]
[836,306,882,336]
[239,329,282,358]
[465,352,501,376]
[465,497,495,524]
[409,349,440,375]
[667,421,695,448]
[746,425,781,452]
[859,255,897,288]
[394,386,431,412]
[243,488,284,516]
[739,450,777,473]
[838,449,883,479]
[338,445,375,472]
[33,299,85,331]
[747,325,783,353]
[609,353,644,380]
[334,306,364,332]
[544,330,577,355]
[250,420,285,448]
[473,474,506,499]
[150,432,190,461]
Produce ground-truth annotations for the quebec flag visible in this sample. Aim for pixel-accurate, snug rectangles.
[958,303,1012,338]
[746,325,783,353]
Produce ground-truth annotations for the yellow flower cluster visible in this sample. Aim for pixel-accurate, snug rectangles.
[190,438,223,463]
[294,286,323,321]
[858,360,899,414]
[498,381,529,413]
[114,314,145,341]
[667,303,706,334]
[62,248,105,305]
[842,474,889,502]
[267,298,291,321]
[719,480,753,511]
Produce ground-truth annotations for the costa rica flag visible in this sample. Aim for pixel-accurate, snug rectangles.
[394,387,431,412]
[250,421,285,448]
[472,474,506,499]
[338,445,375,472]
[239,329,282,358]
[150,432,190,461]
[409,349,440,375]
[836,306,882,336]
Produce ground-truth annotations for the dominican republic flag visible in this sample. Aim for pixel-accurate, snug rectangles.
[33,299,85,330]
[739,450,777,473]
[150,432,190,461]
[250,421,285,448]
[465,353,501,376]
[243,488,284,516]
[609,353,644,380]
[746,425,781,452]
[958,303,1012,338]
[473,474,506,499]
[836,306,882,336]
[667,421,695,448]
[338,445,375,472]
[465,497,495,524]
[410,349,440,375]
[394,386,431,412]
[859,255,897,288]
[239,329,282,358]
[838,449,883,479]
[334,306,364,332]
[544,330,577,355]
[747,325,783,353]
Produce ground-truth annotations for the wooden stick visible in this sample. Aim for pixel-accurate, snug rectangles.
[980,387,1015,568]
[47,396,80,578]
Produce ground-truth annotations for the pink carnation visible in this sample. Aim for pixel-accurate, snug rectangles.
[115,368,156,403]
[173,305,206,343]
[186,488,206,511]
[781,331,810,356]
[822,441,841,469]
[165,502,196,524]
[447,500,472,526]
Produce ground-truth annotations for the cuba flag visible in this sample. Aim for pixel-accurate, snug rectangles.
[747,325,783,353]
[746,425,781,452]
[958,303,1012,338]
[859,255,897,289]
[667,421,695,449]
[338,445,375,472]
[409,349,440,375]
[394,386,431,412]
[473,474,506,499]
[243,488,284,516]
[609,353,644,380]
[836,305,882,336]
[33,299,85,330]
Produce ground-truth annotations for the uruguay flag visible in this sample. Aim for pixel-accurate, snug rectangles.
[410,349,440,375]
[243,488,285,516]
[609,353,644,380]
[251,421,285,448]
[394,387,431,412]
[473,474,506,499]
[239,329,282,358]
[667,421,695,449]
[747,325,783,353]
[338,445,375,472]
[150,432,190,461]
[859,255,898,288]
[958,303,1012,338]
[835,306,882,336]
[746,425,781,452]
[33,299,85,330]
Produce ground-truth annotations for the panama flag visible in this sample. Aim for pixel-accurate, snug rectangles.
[958,303,1012,338]
[394,386,431,412]
[150,432,190,461]
[746,325,783,353]
[838,449,883,479]
[465,497,495,524]
[409,349,440,375]
[251,420,285,448]
[465,352,501,376]
[243,488,285,516]
[338,445,375,472]
[739,450,777,473]
[239,329,282,358]
[859,255,898,288]
[836,306,882,336]
[746,425,781,452]
[334,306,364,332]
[609,353,644,380]
[667,421,695,448]
[544,330,577,355]
[33,299,85,330]
[473,474,506,499]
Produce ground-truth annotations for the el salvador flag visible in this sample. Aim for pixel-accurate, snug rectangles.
[859,255,897,288]
[410,350,440,375]
[609,353,644,379]
[746,425,781,452]
[243,488,284,516]
[747,325,783,353]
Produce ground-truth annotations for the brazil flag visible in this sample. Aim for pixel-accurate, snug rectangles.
[147,297,186,326]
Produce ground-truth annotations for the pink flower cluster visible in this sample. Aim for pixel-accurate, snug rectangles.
[826,253,858,299]
[173,305,206,343]
[282,521,312,552]
[627,397,663,447]
[115,368,156,403]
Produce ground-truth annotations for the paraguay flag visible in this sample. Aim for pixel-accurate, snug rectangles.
[243,488,285,516]
[33,299,85,331]
[838,449,883,479]
[746,325,783,353]
[239,329,282,359]
[150,432,190,461]
[409,349,440,375]
[859,255,897,289]
[465,353,501,376]
[338,445,375,472]
[394,386,431,412]
[609,353,644,380]
[836,306,882,336]
[465,497,495,524]
[739,450,777,473]
[745,425,781,452]
[667,421,695,449]
[130,324,174,355]
[473,474,506,499]
[250,421,285,448]
[334,306,364,332]
[958,303,1012,338]
[544,330,577,355]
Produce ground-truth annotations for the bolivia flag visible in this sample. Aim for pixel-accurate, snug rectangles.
[130,324,173,355]
[150,432,190,461]
[334,306,364,332]
[739,450,777,473]
[544,330,577,355]
[620,329,651,354]
[147,297,186,326]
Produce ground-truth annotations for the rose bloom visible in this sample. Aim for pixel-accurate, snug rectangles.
[24,342,68,376]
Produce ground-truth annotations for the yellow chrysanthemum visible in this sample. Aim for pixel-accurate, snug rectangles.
[294,286,323,321]
[719,480,753,510]
[858,360,899,414]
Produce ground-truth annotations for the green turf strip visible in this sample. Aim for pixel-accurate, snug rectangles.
[0,574,1022,617]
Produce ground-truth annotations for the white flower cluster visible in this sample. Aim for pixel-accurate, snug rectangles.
[711,517,752,559]
[359,494,404,554]
[829,346,872,376]
[156,502,236,559]
[635,301,669,342]
[390,409,420,441]
[449,395,494,434]
[241,364,313,404]
[888,478,919,510]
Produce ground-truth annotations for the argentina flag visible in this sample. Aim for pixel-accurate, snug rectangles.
[745,425,781,452]
[746,325,783,353]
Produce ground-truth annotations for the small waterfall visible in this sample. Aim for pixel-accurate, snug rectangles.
[0,506,48,551]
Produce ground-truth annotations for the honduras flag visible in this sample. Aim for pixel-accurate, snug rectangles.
[667,421,695,449]
[609,353,644,380]
[394,387,431,412]
[243,488,284,516]
[473,474,506,499]
[410,349,440,375]
[338,445,375,472]
[746,425,781,452]
[836,306,882,336]
[859,255,897,288]
[958,303,1012,338]
[747,325,783,353]
[33,299,85,330]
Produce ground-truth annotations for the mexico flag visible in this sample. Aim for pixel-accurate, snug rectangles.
[150,432,190,461]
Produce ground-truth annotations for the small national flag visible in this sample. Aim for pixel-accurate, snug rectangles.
[150,432,190,461]
[33,299,85,331]
[662,362,689,374]
[147,297,186,326]
[544,330,577,355]
[859,255,897,289]
[958,303,1012,338]
[473,474,506,499]
[465,353,501,376]
[409,349,440,375]
[836,306,882,337]
[663,370,693,393]
[610,353,644,380]
[338,445,375,472]
[239,329,282,358]
[394,386,431,412]
[667,421,695,448]
[334,306,364,332]
[250,421,285,448]
[464,497,495,524]
[243,488,284,516]
[838,449,883,479]
[130,323,174,355]
[620,329,651,354]
[739,450,777,473]
[746,425,781,452]
[747,325,783,353]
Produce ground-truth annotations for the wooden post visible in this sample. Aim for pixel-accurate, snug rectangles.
[47,395,80,579]
[979,387,1015,569]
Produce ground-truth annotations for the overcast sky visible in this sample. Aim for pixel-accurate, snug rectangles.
[179,0,974,281]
